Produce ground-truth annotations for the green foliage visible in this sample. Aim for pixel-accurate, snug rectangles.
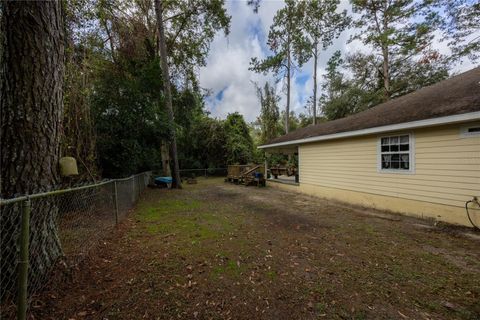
[320,51,382,120]
[319,0,452,121]
[249,0,308,133]
[321,48,450,121]
[61,0,233,178]
[179,114,228,169]
[92,56,169,177]
[163,0,231,86]
[302,96,328,124]
[350,0,449,98]
[435,0,480,62]
[224,113,254,164]
[294,0,350,124]
[275,110,313,134]
[63,44,100,181]
[350,0,437,56]
[255,82,281,144]
[300,0,350,51]
[249,0,308,76]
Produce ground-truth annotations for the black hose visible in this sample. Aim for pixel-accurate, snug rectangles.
[465,200,480,231]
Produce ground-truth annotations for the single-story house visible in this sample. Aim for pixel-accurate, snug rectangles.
[259,67,480,227]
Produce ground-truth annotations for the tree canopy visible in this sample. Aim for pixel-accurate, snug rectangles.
[3,0,478,183]
[250,0,308,133]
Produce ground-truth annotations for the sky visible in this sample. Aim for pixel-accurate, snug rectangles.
[198,0,478,123]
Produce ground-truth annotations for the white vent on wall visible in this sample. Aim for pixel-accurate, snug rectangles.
[460,124,480,137]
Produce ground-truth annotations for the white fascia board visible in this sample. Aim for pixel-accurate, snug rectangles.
[258,111,480,149]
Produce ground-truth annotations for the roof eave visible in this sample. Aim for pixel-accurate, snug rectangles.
[258,110,480,149]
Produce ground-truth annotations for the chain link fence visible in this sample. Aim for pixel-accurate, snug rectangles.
[179,167,227,179]
[0,172,151,319]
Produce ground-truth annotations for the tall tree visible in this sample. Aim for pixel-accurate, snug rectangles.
[155,0,182,188]
[162,0,230,88]
[1,0,65,296]
[436,0,480,62]
[350,0,445,100]
[224,113,255,164]
[91,52,169,178]
[320,51,382,120]
[255,82,280,144]
[92,0,229,178]
[63,0,100,182]
[184,115,228,169]
[250,0,307,134]
[300,0,349,124]
[320,48,449,121]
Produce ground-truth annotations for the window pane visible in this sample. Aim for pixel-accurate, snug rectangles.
[381,145,390,152]
[400,154,409,169]
[382,155,391,169]
[399,144,409,151]
[391,154,400,161]
[390,136,399,144]
[381,137,389,145]
[390,144,399,152]
[391,161,400,169]
[400,135,409,143]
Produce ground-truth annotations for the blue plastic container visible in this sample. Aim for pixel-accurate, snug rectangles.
[154,176,173,185]
[255,172,263,179]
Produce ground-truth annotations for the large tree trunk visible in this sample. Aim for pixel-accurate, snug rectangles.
[382,45,390,100]
[381,5,390,100]
[286,35,291,134]
[160,140,172,177]
[312,41,318,125]
[154,0,182,189]
[1,1,65,300]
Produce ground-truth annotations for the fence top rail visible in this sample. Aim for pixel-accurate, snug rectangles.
[179,168,226,171]
[0,171,151,206]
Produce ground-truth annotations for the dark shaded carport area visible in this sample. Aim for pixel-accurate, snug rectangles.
[263,145,300,186]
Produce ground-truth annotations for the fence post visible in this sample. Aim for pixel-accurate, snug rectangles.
[113,181,119,225]
[131,177,135,204]
[204,169,207,178]
[17,198,31,320]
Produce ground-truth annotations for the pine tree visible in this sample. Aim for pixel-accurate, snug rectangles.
[250,0,307,134]
[437,0,480,62]
[299,0,350,124]
[350,0,447,100]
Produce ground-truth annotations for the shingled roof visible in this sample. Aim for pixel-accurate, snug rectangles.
[262,67,480,147]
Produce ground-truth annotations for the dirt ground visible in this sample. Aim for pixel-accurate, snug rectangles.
[33,178,480,320]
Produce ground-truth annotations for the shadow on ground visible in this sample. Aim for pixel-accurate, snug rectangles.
[34,177,480,320]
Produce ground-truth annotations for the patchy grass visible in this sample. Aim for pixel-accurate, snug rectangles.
[134,198,237,246]
[35,177,480,320]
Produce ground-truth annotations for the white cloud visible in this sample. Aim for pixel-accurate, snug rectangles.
[199,0,284,122]
[199,0,352,122]
[199,0,479,123]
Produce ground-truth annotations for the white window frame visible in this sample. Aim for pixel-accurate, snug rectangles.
[460,123,480,138]
[377,133,415,174]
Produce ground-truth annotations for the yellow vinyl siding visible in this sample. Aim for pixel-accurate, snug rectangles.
[297,123,480,225]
